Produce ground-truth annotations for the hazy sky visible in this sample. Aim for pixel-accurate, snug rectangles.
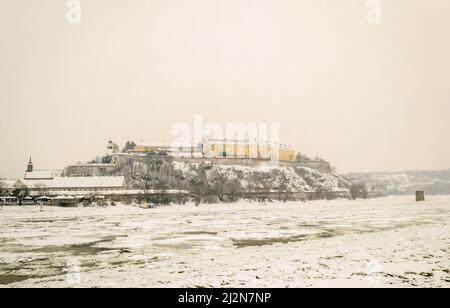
[1,0,449,178]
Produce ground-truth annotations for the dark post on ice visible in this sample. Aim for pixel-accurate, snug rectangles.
[416,191,425,202]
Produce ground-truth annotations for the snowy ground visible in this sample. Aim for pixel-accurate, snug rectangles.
[0,196,449,288]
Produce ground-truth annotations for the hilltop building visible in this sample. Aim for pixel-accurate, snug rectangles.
[65,163,117,177]
[14,176,125,196]
[107,139,120,156]
[202,139,296,162]
[24,158,63,180]
[65,140,118,176]
[133,141,204,158]
[17,159,125,197]
[1,158,188,202]
[131,139,296,162]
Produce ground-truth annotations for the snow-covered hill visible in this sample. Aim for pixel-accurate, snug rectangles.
[119,157,349,197]
[346,170,450,195]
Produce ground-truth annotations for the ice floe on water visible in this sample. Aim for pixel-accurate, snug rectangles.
[0,196,449,288]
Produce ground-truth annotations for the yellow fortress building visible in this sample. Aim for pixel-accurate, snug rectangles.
[132,139,296,162]
[202,139,296,162]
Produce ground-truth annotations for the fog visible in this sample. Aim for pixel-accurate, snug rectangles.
[1,0,449,178]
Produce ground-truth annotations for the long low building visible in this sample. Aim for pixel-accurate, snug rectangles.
[202,139,296,162]
[6,159,188,200]
[14,176,126,196]
[131,139,296,162]
[6,176,189,199]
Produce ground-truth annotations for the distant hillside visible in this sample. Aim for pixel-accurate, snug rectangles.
[345,169,450,195]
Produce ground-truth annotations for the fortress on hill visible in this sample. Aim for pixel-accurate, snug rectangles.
[65,139,332,177]
[1,139,346,205]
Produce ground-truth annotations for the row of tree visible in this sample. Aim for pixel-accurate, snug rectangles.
[131,166,298,206]
[123,157,370,205]
[188,169,297,205]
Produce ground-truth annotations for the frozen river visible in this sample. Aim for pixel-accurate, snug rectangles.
[0,196,449,288]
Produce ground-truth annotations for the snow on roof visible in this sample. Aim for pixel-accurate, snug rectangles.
[24,169,62,180]
[22,176,125,189]
[37,196,52,200]
[136,141,174,148]
[28,189,189,197]
[204,139,293,148]
[54,195,76,200]
[1,196,17,200]
[0,179,18,188]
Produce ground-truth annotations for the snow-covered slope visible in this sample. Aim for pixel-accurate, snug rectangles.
[214,164,348,193]
[346,170,450,195]
[122,157,349,194]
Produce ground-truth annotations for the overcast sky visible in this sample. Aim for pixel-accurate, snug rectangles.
[1,0,449,178]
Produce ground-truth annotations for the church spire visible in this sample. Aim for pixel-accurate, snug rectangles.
[27,157,33,172]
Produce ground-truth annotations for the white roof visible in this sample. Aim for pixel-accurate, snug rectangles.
[24,170,62,180]
[204,139,293,148]
[137,141,174,148]
[0,179,18,189]
[22,176,125,189]
[54,195,76,200]
[27,189,189,197]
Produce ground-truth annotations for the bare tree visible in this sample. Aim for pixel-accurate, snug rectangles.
[223,178,243,202]
[245,182,257,201]
[136,192,145,205]
[189,178,208,206]
[314,185,333,200]
[209,172,227,201]
[350,183,369,200]
[253,172,274,202]
[122,141,137,153]
[153,177,169,205]
[275,172,290,202]
[0,179,7,197]
[141,181,152,204]
[12,187,28,206]
[123,194,134,205]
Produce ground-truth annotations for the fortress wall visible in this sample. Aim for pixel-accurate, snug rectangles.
[65,165,116,177]
[175,157,297,168]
